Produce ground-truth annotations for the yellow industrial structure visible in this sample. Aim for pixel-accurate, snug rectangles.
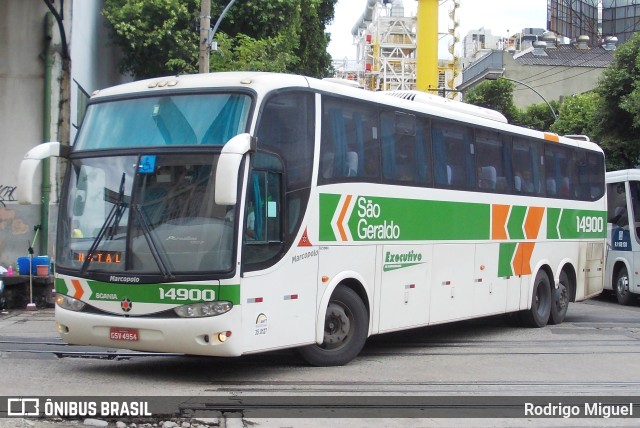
[348,0,459,97]
[415,0,438,92]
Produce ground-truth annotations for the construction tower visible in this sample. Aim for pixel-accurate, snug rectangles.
[352,0,417,91]
[350,0,459,97]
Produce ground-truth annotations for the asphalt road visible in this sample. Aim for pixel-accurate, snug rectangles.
[0,293,639,426]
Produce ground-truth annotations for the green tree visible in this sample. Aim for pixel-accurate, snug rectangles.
[595,33,640,169]
[550,92,600,139]
[463,79,519,123]
[218,0,299,39]
[513,100,560,132]
[209,33,298,73]
[290,0,338,77]
[103,0,200,77]
[103,0,336,79]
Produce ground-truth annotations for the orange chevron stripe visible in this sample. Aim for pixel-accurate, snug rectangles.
[337,195,353,241]
[524,206,545,239]
[70,279,84,299]
[513,242,535,276]
[492,204,510,240]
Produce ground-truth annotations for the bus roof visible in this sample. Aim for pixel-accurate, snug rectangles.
[90,72,313,99]
[606,169,640,183]
[384,90,509,124]
[90,72,603,154]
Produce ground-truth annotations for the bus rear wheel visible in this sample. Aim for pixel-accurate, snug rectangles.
[615,266,635,306]
[297,286,368,367]
[521,270,551,328]
[549,271,569,325]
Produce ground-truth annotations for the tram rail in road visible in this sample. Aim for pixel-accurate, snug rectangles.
[0,295,639,397]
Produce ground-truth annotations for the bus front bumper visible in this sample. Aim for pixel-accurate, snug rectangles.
[55,306,243,357]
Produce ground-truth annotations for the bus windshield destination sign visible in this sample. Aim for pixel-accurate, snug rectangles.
[73,251,122,264]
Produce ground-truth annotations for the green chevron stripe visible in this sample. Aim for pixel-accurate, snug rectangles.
[506,206,527,240]
[498,243,517,277]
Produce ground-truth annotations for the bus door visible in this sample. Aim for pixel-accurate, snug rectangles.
[240,159,317,353]
[606,180,634,291]
[628,180,640,296]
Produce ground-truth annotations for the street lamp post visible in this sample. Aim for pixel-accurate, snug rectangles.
[199,0,238,73]
[211,0,238,45]
[485,74,558,120]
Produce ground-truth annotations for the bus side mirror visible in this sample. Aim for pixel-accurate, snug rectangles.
[215,133,255,205]
[18,142,70,204]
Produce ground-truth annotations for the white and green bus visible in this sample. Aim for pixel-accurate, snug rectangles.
[19,72,606,366]
[605,169,640,305]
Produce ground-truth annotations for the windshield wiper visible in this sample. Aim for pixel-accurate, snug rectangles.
[81,173,127,274]
[133,204,174,280]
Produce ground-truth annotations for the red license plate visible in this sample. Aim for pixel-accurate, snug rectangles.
[109,327,139,342]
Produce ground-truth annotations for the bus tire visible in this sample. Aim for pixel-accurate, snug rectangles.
[297,286,368,367]
[549,272,569,325]
[521,270,551,328]
[615,266,635,306]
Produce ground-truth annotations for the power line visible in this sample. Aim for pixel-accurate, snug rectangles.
[512,66,601,92]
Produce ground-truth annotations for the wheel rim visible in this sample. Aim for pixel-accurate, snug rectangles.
[322,301,352,350]
[617,273,629,296]
[555,283,568,312]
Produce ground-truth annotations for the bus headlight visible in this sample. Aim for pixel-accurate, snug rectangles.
[174,301,232,318]
[56,294,86,312]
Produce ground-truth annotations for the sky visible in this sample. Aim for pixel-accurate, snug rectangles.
[327,0,549,60]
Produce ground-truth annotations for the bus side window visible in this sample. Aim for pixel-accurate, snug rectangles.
[432,126,448,186]
[378,111,432,186]
[320,98,380,183]
[474,130,511,192]
[432,120,474,189]
[380,112,397,180]
[325,108,348,178]
[587,152,605,200]
[576,149,607,201]
[252,90,314,270]
[545,144,573,198]
[512,138,542,196]
[415,120,432,186]
[574,150,590,199]
[244,162,284,267]
[607,182,629,228]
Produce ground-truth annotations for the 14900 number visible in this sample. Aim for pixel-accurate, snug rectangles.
[159,288,215,301]
[576,215,603,233]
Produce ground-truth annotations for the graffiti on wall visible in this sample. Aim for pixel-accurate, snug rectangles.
[0,184,17,207]
[0,184,29,234]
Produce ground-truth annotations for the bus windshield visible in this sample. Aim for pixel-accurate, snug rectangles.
[74,93,252,150]
[57,153,235,278]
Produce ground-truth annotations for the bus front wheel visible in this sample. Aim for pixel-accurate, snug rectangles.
[297,286,368,367]
[615,266,635,306]
[521,270,551,328]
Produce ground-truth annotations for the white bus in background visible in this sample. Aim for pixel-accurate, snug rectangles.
[19,72,607,366]
[605,170,640,305]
